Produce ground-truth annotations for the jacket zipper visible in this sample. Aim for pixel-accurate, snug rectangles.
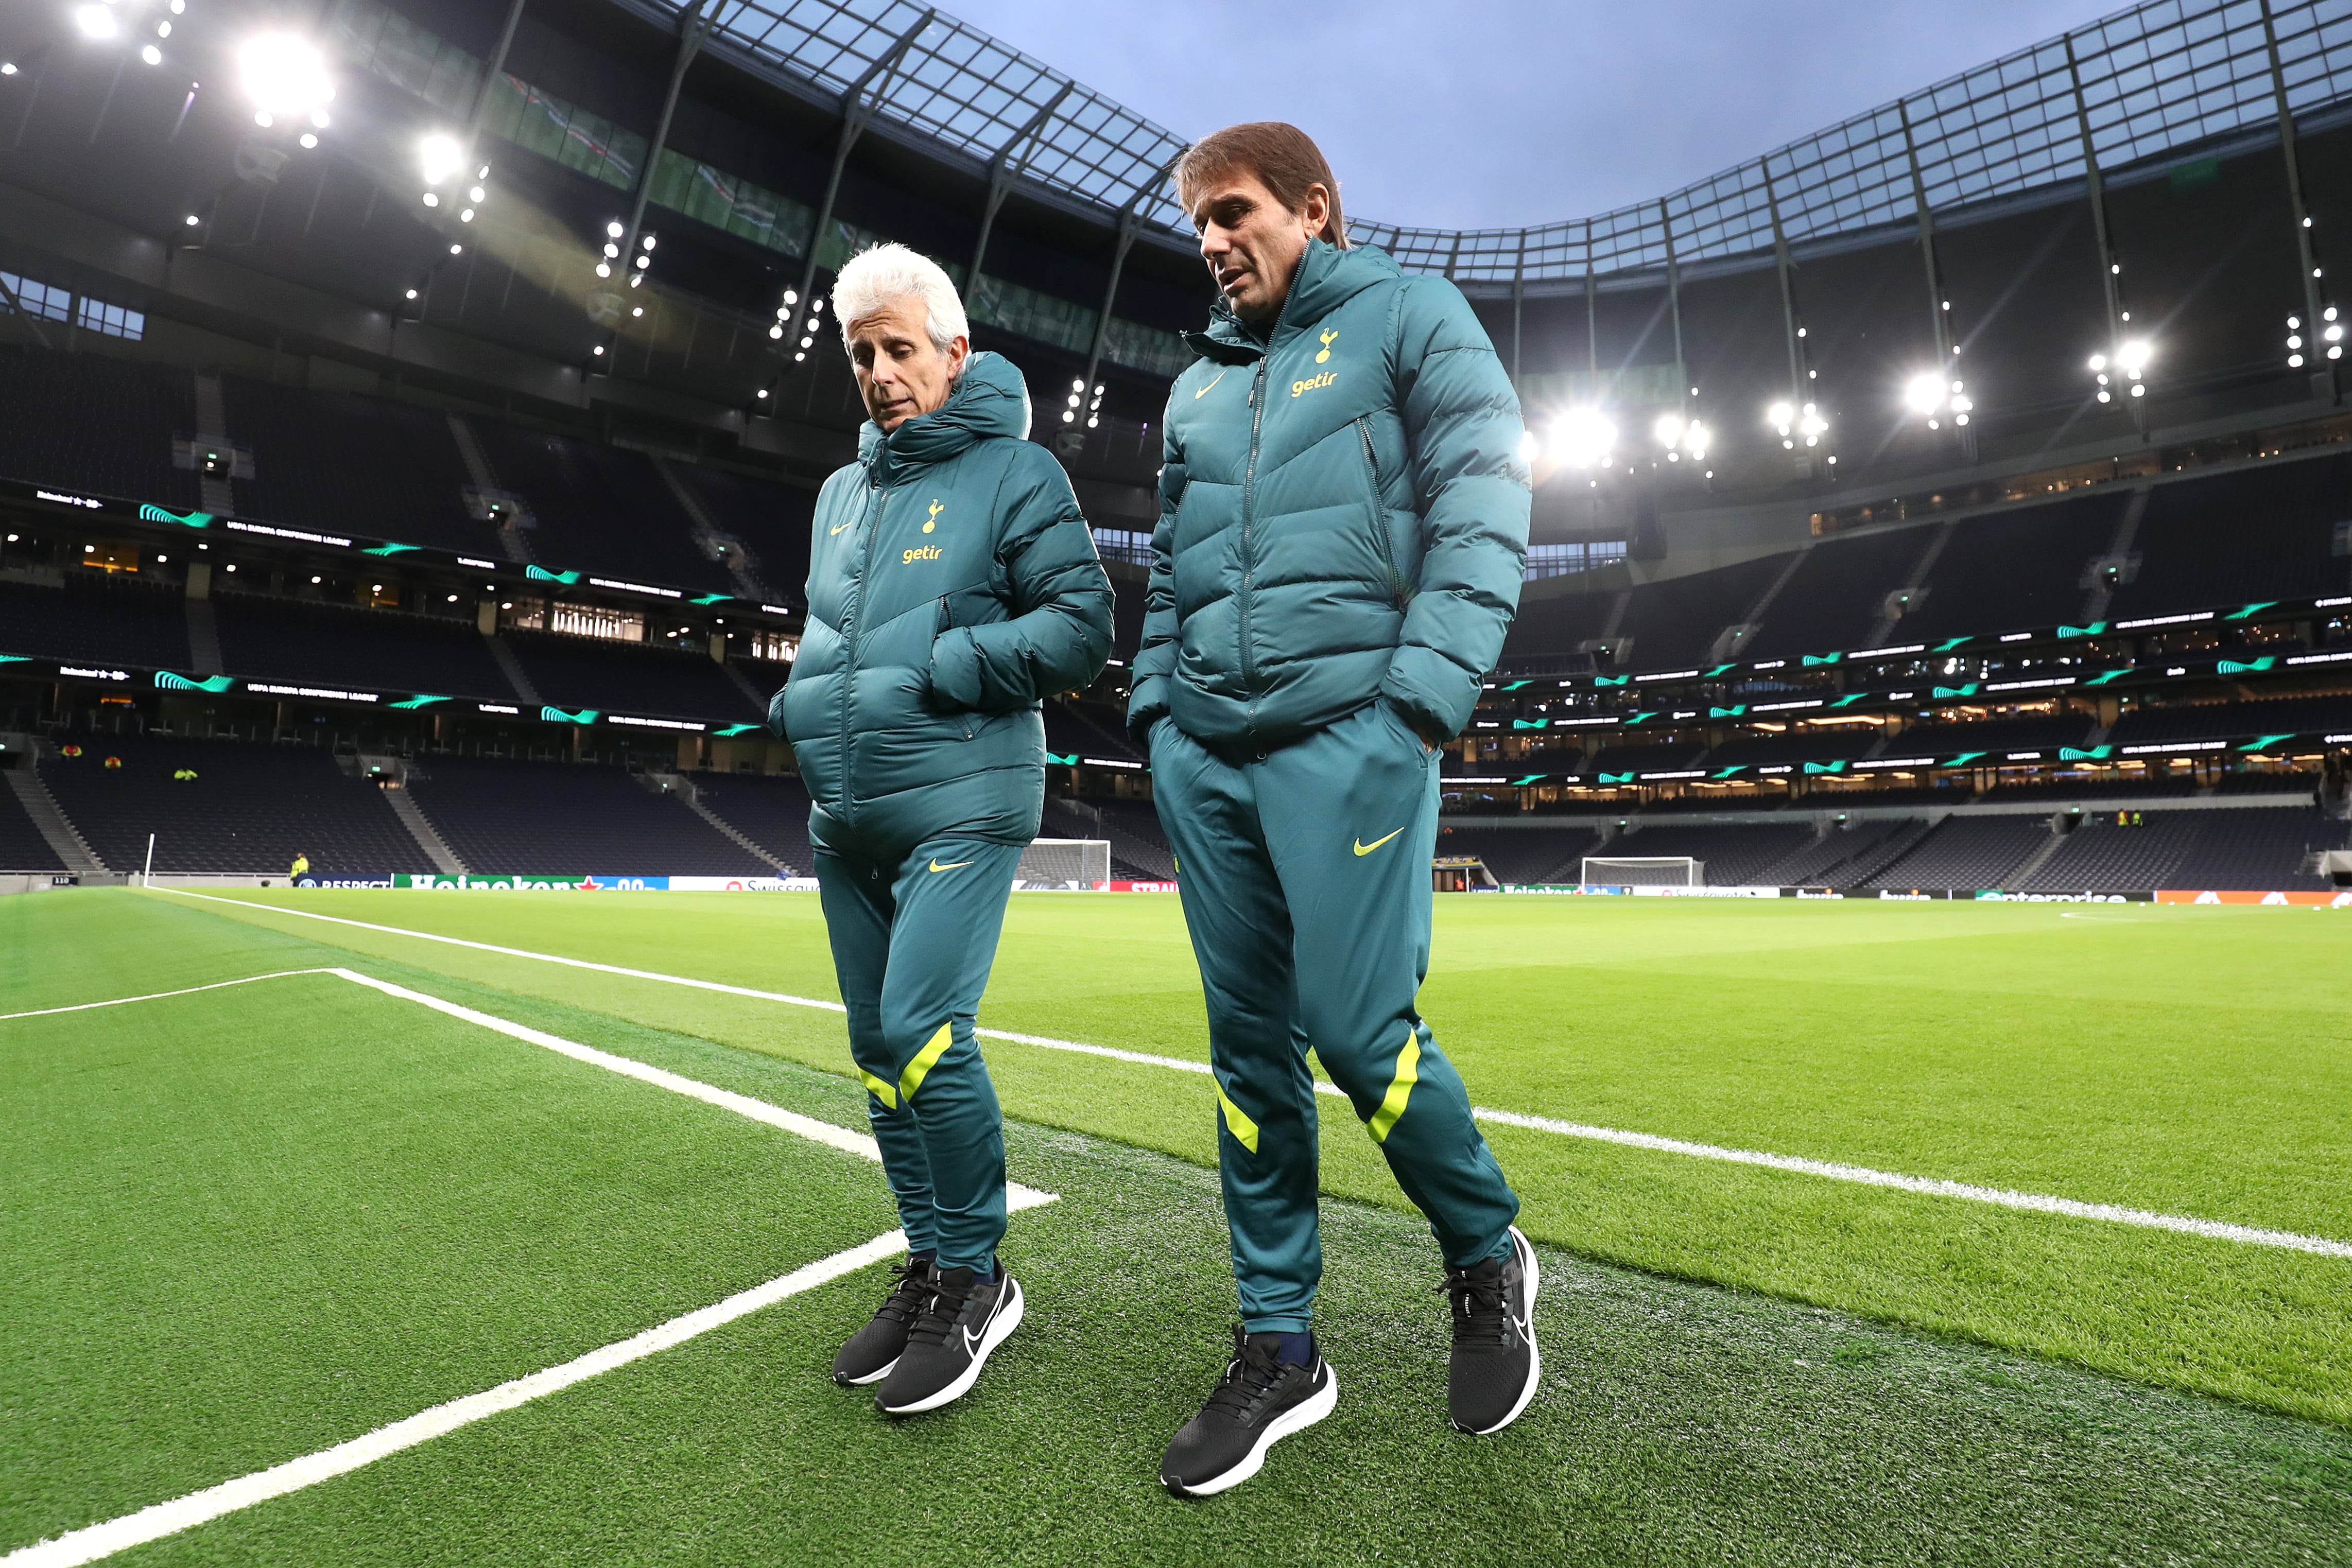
[838,475,887,807]
[1237,286,1304,711]
[1356,417,1406,609]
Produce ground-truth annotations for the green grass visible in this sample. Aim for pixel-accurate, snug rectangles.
[3,887,2349,1563]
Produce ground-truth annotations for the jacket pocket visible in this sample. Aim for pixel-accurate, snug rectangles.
[929,596,976,738]
[1356,419,1410,609]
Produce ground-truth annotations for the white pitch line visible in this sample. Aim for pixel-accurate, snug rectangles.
[1470,1107,2352,1260]
[0,1228,910,1568]
[153,887,2348,1261]
[0,969,338,1020]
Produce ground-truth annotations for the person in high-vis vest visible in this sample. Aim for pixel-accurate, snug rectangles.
[773,243,1113,1416]
[1126,124,1537,1496]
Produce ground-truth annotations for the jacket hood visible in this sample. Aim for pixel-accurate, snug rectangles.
[858,351,1031,480]
[1186,240,1403,363]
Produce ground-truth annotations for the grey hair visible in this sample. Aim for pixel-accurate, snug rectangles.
[833,242,970,359]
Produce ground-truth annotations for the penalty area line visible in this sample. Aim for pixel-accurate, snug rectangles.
[150,887,2347,1261]
[0,1229,911,1568]
[0,969,339,1020]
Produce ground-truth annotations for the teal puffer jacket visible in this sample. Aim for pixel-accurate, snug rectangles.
[774,353,1113,855]
[1125,241,1530,748]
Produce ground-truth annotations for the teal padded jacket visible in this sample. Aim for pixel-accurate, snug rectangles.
[772,353,1113,855]
[1123,241,1530,749]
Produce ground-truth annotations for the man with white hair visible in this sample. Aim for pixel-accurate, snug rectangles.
[772,242,1112,1415]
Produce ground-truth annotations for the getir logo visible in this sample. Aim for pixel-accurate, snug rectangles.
[903,544,943,564]
[1291,371,1337,398]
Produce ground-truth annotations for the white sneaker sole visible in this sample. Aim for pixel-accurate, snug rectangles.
[836,1353,897,1387]
[1456,1224,1542,1436]
[876,1276,1024,1416]
[1166,1366,1339,1499]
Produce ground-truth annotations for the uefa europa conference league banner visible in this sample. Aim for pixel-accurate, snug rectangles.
[292,874,821,891]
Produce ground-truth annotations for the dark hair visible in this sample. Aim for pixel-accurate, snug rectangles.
[1175,123,1348,249]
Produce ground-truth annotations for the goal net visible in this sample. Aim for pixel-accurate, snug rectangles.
[1581,855,1702,887]
[1015,838,1112,890]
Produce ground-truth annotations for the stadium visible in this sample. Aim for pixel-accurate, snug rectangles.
[2,0,2349,1558]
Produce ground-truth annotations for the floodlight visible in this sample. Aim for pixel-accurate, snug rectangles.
[239,34,333,122]
[607,220,625,239]
[633,254,649,269]
[2115,340,2151,376]
[769,324,784,339]
[1904,372,1946,416]
[756,389,770,399]
[641,234,656,250]
[141,44,162,65]
[1548,408,1615,469]
[459,208,474,222]
[468,185,485,203]
[299,132,317,149]
[593,344,605,355]
[184,214,199,227]
[75,7,117,41]
[448,243,462,255]
[1652,413,1684,449]
[1,63,15,75]
[419,133,462,186]
[783,289,798,306]
[2086,353,2106,372]
[421,191,439,208]
[595,263,611,278]
[404,288,418,300]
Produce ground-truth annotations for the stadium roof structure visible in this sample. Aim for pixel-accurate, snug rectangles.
[639,0,2352,286]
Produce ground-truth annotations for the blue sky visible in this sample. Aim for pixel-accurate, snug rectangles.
[945,0,2115,229]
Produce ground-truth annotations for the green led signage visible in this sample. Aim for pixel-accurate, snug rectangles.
[1932,636,1970,652]
[2057,745,2113,760]
[139,504,213,528]
[1802,760,1847,774]
[1931,683,1979,699]
[540,705,599,724]
[1594,674,1628,688]
[526,566,583,585]
[389,694,449,709]
[2083,668,2130,686]
[1801,652,1842,667]
[1045,751,1079,764]
[154,672,234,692]
[714,724,762,738]
[364,542,420,557]
[1708,704,1746,718]
[1510,773,1544,786]
[2216,657,2276,674]
[1710,765,1748,779]
[691,593,732,606]
[2056,622,2108,638]
[1499,679,1530,691]
[0,654,27,665]
[1624,711,1661,726]
[1512,718,1548,729]
[2226,602,2278,620]
[1704,663,1737,677]
[1598,771,1635,785]
[1831,692,1870,708]
[2238,733,2295,752]
[1943,751,1987,766]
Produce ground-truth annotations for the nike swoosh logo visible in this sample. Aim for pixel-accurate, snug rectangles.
[929,859,974,873]
[1194,368,1228,399]
[829,521,851,535]
[963,1325,983,1355]
[1353,829,1404,857]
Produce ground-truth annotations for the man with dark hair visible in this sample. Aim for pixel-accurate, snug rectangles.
[1129,123,1537,1496]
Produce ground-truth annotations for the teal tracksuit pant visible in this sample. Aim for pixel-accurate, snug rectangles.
[814,833,1027,1274]
[1148,700,1521,1333]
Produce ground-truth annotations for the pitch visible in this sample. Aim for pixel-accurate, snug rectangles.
[3,887,2347,1564]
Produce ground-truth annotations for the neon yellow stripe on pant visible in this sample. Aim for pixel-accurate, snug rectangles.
[898,1023,955,1103]
[1367,1027,1420,1143]
[1216,1082,1260,1154]
[858,1069,899,1109]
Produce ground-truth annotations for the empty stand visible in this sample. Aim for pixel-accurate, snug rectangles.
[1043,796,1173,879]
[2021,805,2346,891]
[220,377,495,554]
[38,733,419,873]
[1743,527,1929,660]
[0,774,66,869]
[406,754,766,876]
[2108,694,2352,748]
[0,574,192,668]
[1603,821,1815,885]
[692,772,816,875]
[1705,728,1883,768]
[503,630,763,721]
[2017,811,2201,891]
[1432,825,1599,884]
[672,463,816,609]
[1612,554,1788,671]
[468,423,728,593]
[213,592,512,699]
[1758,818,1928,886]
[1895,492,2129,641]
[1866,815,2050,890]
[0,347,199,509]
[2111,453,2352,619]
[1502,587,1618,658]
[1896,712,2096,756]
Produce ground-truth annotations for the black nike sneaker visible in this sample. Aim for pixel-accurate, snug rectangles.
[873,1260,1024,1416]
[1445,1224,1541,1435]
[1160,1328,1338,1497]
[832,1255,936,1387]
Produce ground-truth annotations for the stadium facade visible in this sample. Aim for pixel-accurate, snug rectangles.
[0,0,2347,894]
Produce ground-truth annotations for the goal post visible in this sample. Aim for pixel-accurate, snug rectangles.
[1015,838,1112,890]
[1581,855,1702,888]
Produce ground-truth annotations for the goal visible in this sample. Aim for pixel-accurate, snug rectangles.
[1581,855,1702,888]
[1015,838,1112,890]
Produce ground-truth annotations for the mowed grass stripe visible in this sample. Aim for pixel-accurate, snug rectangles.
[0,966,901,1555]
[148,888,2352,1259]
